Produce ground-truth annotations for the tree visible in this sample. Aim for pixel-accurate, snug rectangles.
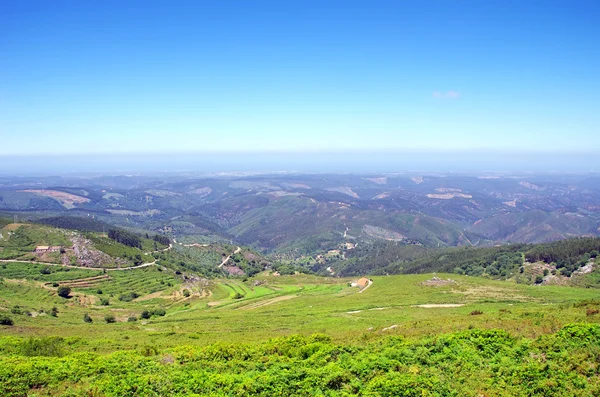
[140,310,151,319]
[57,286,71,298]
[0,315,14,326]
[535,275,544,284]
[108,228,142,248]
[104,314,116,323]
[50,306,59,317]
[83,313,93,323]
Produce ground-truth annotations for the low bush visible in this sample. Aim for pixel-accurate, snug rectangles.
[57,286,71,298]
[0,325,599,396]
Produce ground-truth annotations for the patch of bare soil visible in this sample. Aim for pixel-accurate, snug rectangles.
[45,275,110,288]
[18,189,90,208]
[223,265,244,276]
[365,177,388,185]
[363,225,405,241]
[1,223,26,231]
[71,236,127,268]
[106,209,161,216]
[455,286,533,302]
[136,291,166,301]
[171,276,211,302]
[426,193,472,199]
[412,304,465,308]
[237,295,297,310]
[76,294,98,306]
[421,277,457,287]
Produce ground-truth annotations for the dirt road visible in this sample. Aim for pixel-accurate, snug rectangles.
[358,279,373,294]
[218,246,241,268]
[0,259,158,271]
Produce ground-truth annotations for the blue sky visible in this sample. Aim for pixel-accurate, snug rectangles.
[1,0,599,156]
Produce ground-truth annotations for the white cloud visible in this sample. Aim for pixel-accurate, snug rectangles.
[432,91,461,99]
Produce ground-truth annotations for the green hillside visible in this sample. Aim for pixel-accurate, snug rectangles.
[1,269,600,395]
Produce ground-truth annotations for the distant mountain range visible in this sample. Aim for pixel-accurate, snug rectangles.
[2,172,600,257]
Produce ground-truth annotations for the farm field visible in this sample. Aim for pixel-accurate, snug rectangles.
[2,265,600,348]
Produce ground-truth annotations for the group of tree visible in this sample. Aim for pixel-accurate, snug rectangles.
[152,234,170,246]
[36,216,111,233]
[108,228,142,249]
[322,237,600,281]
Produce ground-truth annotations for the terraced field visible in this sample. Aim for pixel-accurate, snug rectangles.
[2,266,599,350]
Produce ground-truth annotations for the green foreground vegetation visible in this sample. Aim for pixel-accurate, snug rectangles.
[2,324,599,396]
[1,264,600,396]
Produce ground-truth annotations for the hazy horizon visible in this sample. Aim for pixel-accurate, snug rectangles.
[2,150,600,175]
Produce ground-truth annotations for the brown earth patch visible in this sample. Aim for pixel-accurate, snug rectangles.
[18,189,90,208]
[237,295,297,310]
[421,277,457,287]
[455,286,533,302]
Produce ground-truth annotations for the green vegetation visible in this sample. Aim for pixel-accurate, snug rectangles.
[323,237,600,286]
[86,234,155,265]
[0,325,599,396]
[1,219,600,395]
[35,216,112,233]
[0,257,599,395]
[57,286,71,298]
[108,227,142,248]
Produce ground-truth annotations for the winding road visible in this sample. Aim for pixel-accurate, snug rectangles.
[0,243,174,272]
[218,246,241,268]
[0,259,158,271]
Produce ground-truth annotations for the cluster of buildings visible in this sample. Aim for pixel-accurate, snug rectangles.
[34,246,65,254]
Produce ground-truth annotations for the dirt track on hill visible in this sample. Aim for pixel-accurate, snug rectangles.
[0,259,158,271]
[0,243,173,271]
[218,246,241,268]
[236,294,297,310]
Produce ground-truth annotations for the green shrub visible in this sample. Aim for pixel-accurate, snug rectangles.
[100,298,110,306]
[57,286,71,298]
[140,310,151,319]
[118,291,140,302]
[11,306,23,315]
[535,275,544,284]
[50,306,59,317]
[0,315,14,326]
[151,308,166,317]
[83,313,93,323]
[127,316,138,322]
[104,314,116,323]
[20,336,64,357]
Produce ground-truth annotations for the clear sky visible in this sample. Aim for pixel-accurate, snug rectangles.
[1,0,599,156]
